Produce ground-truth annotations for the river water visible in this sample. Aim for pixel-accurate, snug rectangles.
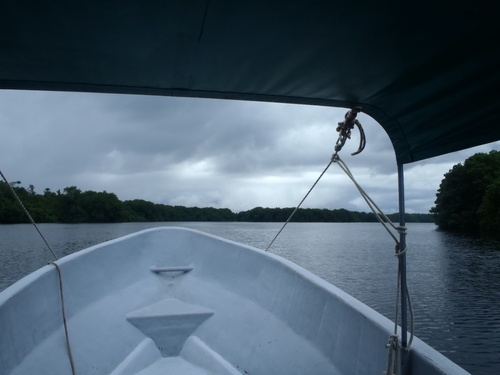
[1,222,499,375]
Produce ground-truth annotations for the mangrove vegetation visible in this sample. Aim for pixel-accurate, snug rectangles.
[0,182,433,224]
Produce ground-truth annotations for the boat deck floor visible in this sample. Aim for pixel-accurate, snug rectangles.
[109,334,243,375]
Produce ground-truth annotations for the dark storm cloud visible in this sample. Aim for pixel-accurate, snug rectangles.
[1,90,498,213]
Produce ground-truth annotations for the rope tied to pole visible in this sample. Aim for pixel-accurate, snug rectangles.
[330,155,415,373]
[384,334,401,375]
[264,108,414,374]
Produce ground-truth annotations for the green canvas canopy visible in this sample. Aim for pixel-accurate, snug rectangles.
[1,1,499,164]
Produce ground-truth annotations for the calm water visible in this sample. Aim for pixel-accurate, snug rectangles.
[1,222,499,375]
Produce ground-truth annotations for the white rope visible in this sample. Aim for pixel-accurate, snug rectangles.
[385,261,403,375]
[405,281,415,350]
[332,155,400,242]
[384,334,400,375]
[52,262,78,375]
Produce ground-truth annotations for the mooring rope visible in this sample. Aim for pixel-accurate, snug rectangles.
[265,160,333,251]
[396,248,415,352]
[0,170,76,375]
[332,154,400,243]
[52,262,78,375]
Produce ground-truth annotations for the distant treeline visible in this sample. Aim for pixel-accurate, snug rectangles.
[0,182,434,224]
[236,206,433,223]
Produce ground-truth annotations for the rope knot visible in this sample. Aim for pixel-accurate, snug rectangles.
[385,334,400,349]
[394,243,408,257]
[384,334,401,375]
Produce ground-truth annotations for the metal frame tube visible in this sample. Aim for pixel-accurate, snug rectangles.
[397,163,408,369]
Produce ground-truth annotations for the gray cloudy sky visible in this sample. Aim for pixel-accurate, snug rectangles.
[1,90,498,214]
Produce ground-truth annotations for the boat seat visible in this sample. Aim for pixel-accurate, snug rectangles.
[126,297,214,357]
[115,298,239,375]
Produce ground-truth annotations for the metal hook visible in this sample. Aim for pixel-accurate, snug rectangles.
[334,107,366,156]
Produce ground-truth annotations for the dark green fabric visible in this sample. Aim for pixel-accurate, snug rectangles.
[1,1,499,164]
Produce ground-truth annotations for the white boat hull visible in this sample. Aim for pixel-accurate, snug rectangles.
[0,227,469,374]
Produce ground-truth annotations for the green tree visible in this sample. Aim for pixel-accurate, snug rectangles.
[0,182,21,223]
[478,178,500,238]
[431,150,500,237]
[58,186,88,223]
[80,191,125,222]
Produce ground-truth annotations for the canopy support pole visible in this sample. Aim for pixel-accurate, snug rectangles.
[397,163,408,370]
